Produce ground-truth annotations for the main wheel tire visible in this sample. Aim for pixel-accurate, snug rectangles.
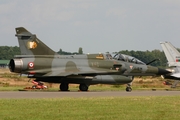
[126,87,132,92]
[60,83,69,91]
[79,84,88,91]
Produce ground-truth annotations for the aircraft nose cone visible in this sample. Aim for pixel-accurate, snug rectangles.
[158,68,171,75]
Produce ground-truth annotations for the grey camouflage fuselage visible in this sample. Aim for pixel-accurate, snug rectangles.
[8,27,170,91]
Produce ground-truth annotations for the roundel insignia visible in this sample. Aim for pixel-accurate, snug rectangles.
[28,62,34,68]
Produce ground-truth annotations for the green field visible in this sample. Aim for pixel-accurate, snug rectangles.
[0,96,180,120]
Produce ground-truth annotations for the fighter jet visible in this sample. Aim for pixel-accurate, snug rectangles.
[160,41,180,87]
[8,27,170,92]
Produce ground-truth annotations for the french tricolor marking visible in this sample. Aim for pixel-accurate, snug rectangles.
[28,62,34,68]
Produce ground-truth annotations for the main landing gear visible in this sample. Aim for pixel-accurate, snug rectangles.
[79,84,89,91]
[60,83,69,91]
[59,83,89,91]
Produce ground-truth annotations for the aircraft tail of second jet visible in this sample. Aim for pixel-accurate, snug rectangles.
[15,27,56,55]
[160,41,180,79]
[160,41,180,67]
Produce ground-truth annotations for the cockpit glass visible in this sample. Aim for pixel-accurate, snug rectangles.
[106,53,112,59]
[112,53,145,65]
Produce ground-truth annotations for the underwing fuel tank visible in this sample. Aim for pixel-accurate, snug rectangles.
[43,75,133,85]
[91,75,133,84]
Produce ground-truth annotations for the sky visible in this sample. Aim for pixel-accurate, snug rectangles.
[0,0,180,54]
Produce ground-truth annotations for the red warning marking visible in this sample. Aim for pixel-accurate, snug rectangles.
[29,71,35,74]
[130,65,133,69]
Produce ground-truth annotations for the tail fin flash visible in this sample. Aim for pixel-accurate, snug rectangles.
[15,27,56,55]
[160,41,180,67]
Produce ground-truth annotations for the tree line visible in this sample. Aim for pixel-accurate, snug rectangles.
[1,46,179,68]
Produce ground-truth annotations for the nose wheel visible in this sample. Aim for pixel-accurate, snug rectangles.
[126,86,132,92]
[126,83,132,92]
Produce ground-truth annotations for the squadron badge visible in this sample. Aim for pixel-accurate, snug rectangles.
[27,41,37,49]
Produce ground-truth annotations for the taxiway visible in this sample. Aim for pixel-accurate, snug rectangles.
[0,91,179,98]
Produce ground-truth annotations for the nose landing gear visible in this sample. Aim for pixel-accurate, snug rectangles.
[126,83,132,92]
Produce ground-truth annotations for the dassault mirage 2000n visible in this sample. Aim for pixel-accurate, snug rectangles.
[8,27,170,92]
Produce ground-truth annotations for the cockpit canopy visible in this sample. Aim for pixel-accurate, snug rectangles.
[108,53,145,65]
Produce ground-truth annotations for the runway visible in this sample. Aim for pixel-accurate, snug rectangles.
[0,91,179,98]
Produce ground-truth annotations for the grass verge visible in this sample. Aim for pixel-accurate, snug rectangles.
[0,96,180,120]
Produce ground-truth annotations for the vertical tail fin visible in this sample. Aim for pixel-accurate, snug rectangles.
[15,27,56,55]
[160,41,180,67]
